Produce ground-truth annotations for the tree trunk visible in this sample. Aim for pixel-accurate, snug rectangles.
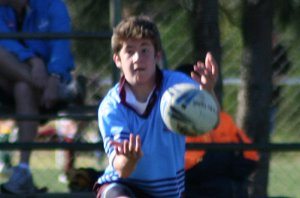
[191,0,223,106]
[237,0,273,197]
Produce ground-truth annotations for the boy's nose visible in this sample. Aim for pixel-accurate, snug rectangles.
[132,52,140,62]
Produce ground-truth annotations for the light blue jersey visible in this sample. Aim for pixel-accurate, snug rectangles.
[98,69,197,197]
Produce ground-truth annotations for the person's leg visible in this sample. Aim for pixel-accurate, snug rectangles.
[0,47,33,85]
[0,47,39,166]
[1,82,40,194]
[0,48,41,194]
[14,81,39,164]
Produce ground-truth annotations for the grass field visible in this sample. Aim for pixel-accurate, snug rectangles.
[0,150,108,193]
[268,152,300,198]
[1,149,299,197]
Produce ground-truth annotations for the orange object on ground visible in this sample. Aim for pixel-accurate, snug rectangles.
[185,111,259,170]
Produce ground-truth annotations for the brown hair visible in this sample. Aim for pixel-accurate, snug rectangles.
[111,15,162,54]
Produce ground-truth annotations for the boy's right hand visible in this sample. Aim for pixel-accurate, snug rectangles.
[110,133,143,178]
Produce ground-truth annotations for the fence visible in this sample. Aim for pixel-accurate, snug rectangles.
[1,1,300,197]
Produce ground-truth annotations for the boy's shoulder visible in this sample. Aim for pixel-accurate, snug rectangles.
[162,69,196,86]
[100,83,121,105]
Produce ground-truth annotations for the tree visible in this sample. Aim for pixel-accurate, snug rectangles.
[65,0,111,72]
[237,0,273,196]
[190,0,223,106]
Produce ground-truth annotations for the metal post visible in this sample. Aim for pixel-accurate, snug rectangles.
[110,0,122,85]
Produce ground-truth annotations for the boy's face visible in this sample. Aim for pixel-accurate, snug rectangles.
[113,38,160,87]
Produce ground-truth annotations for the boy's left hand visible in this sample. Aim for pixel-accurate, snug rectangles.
[191,52,218,92]
[110,133,143,178]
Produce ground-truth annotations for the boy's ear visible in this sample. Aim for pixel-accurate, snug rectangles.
[155,51,162,65]
[113,53,122,68]
[155,52,164,67]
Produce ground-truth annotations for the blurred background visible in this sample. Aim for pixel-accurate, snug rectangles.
[1,0,300,197]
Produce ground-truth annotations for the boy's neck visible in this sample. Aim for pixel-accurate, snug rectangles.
[127,81,156,103]
[120,68,163,103]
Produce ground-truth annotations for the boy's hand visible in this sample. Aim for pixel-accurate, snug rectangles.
[191,52,218,92]
[110,133,143,178]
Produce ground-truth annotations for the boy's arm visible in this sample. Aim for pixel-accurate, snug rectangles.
[47,0,74,81]
[0,14,35,61]
[110,133,143,178]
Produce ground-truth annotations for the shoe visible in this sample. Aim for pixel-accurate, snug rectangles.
[1,165,35,194]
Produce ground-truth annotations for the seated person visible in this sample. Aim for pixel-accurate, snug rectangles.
[0,0,85,194]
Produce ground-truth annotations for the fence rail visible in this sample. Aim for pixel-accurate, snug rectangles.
[0,105,98,120]
[0,113,97,121]
[0,193,94,198]
[1,142,300,152]
[0,32,112,40]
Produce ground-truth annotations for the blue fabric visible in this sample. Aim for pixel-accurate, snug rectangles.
[0,0,74,82]
[98,70,198,197]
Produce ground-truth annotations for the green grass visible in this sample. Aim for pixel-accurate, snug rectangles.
[33,168,68,192]
[2,147,300,196]
[1,150,108,193]
[268,152,300,197]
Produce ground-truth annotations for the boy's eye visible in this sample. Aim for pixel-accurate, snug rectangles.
[141,48,149,53]
[126,50,134,55]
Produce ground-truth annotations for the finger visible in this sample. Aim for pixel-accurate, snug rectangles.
[191,71,201,84]
[191,63,203,83]
[205,52,218,78]
[128,133,134,153]
[135,135,143,156]
[202,69,213,81]
[123,140,129,154]
[194,62,205,75]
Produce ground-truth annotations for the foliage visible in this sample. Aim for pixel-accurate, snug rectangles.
[274,0,300,32]
[65,0,111,73]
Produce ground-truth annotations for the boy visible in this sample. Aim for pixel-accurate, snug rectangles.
[95,15,219,197]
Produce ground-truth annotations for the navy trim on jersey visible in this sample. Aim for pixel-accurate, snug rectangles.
[119,67,163,117]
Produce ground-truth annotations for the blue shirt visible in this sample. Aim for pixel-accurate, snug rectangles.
[0,0,74,82]
[98,69,197,197]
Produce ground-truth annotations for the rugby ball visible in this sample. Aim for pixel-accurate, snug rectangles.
[160,83,219,136]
